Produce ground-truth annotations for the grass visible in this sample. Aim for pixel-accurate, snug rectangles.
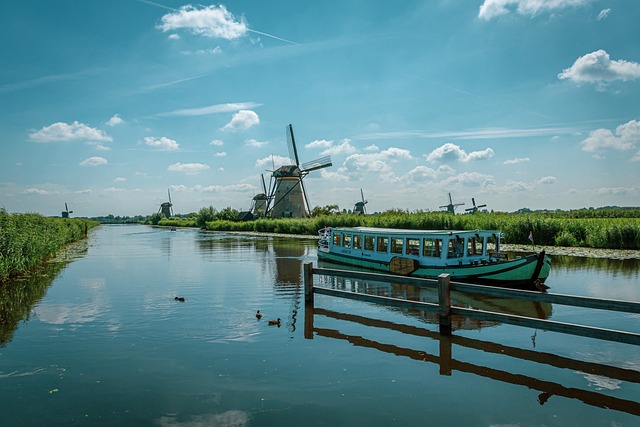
[201,211,640,250]
[0,211,99,282]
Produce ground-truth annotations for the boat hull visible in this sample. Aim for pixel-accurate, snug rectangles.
[317,249,550,290]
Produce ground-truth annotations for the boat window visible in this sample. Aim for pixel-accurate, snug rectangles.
[364,235,374,251]
[390,237,403,254]
[422,238,441,258]
[448,237,464,258]
[333,233,341,246]
[487,234,499,254]
[376,236,388,253]
[467,237,483,256]
[353,235,362,250]
[343,234,352,248]
[406,238,420,256]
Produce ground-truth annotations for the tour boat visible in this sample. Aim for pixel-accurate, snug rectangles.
[317,227,551,290]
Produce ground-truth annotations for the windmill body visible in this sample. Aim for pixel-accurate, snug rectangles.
[267,125,332,218]
[439,193,464,214]
[353,189,368,215]
[158,189,174,218]
[61,203,73,218]
[465,197,487,214]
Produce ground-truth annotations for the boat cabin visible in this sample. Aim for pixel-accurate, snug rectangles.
[319,227,504,266]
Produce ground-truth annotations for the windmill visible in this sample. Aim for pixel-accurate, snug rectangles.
[158,188,174,218]
[61,203,73,218]
[439,193,464,214]
[267,124,332,218]
[353,189,368,215]
[250,174,270,218]
[465,197,487,214]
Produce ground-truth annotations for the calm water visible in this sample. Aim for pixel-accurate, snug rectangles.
[1,225,639,426]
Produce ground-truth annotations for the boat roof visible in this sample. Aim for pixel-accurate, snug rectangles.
[328,226,500,236]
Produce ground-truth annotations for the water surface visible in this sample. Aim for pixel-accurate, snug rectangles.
[1,225,638,426]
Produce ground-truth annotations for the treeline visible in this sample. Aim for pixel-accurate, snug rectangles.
[199,210,640,250]
[0,211,99,282]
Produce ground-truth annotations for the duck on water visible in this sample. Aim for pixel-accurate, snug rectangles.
[317,227,551,290]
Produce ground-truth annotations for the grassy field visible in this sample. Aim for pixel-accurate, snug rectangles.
[0,211,99,282]
[199,211,640,250]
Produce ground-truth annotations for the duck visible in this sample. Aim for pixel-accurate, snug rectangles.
[255,310,263,319]
[175,297,185,302]
[268,318,281,326]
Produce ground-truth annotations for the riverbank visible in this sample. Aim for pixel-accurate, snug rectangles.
[212,230,640,260]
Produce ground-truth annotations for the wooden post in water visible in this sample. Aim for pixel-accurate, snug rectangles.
[304,262,314,305]
[438,273,452,336]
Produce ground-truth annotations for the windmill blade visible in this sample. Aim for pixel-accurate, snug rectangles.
[168,188,172,205]
[299,176,311,216]
[286,124,300,166]
[65,202,69,212]
[301,156,332,172]
[261,174,267,194]
[361,189,365,203]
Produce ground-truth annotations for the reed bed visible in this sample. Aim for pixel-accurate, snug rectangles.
[0,211,98,282]
[202,212,640,250]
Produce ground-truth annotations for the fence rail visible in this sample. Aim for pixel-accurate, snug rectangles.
[303,262,640,346]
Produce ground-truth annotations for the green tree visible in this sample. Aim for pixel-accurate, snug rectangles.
[196,206,218,227]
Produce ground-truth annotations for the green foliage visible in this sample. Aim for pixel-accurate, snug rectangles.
[0,212,98,282]
[196,206,218,228]
[201,210,640,250]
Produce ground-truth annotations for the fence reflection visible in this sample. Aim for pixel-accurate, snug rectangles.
[304,306,640,416]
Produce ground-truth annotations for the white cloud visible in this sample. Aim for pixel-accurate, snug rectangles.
[168,162,209,175]
[22,187,57,195]
[441,172,496,188]
[504,157,530,165]
[345,147,412,172]
[364,144,379,151]
[478,0,589,20]
[158,5,248,39]
[245,138,267,148]
[168,33,180,40]
[403,166,438,182]
[180,46,222,56]
[538,176,557,184]
[29,121,112,143]
[597,8,610,20]
[80,156,108,167]
[104,187,125,193]
[558,50,640,85]
[159,102,261,117]
[221,110,260,132]
[144,136,179,151]
[194,183,254,192]
[255,155,291,169]
[95,144,111,151]
[213,152,227,157]
[114,177,127,183]
[106,114,124,127]
[306,139,333,149]
[320,139,357,156]
[426,143,494,162]
[581,119,639,152]
[210,139,224,146]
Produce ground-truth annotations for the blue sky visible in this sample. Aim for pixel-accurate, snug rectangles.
[2,0,639,217]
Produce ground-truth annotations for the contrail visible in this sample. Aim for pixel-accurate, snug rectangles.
[137,0,300,45]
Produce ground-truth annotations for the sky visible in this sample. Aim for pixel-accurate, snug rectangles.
[1,0,639,217]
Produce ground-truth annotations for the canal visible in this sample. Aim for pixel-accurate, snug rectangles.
[1,225,639,426]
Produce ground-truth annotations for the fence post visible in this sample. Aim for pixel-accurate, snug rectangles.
[304,262,314,305]
[438,273,452,336]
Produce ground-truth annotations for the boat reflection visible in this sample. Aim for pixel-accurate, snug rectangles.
[317,260,553,331]
[304,306,640,416]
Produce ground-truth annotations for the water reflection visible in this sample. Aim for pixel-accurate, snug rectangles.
[305,306,640,416]
[0,239,89,346]
[316,263,553,331]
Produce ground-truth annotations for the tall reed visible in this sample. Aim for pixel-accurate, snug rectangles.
[0,211,98,282]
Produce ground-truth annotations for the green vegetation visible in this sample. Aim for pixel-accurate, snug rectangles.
[0,210,99,282]
[202,210,640,250]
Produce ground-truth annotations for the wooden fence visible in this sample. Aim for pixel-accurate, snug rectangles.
[302,262,640,345]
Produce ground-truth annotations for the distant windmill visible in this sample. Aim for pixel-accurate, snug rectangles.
[61,202,73,218]
[267,124,332,218]
[158,188,174,218]
[465,197,487,214]
[439,193,464,214]
[353,189,368,215]
[250,174,270,218]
